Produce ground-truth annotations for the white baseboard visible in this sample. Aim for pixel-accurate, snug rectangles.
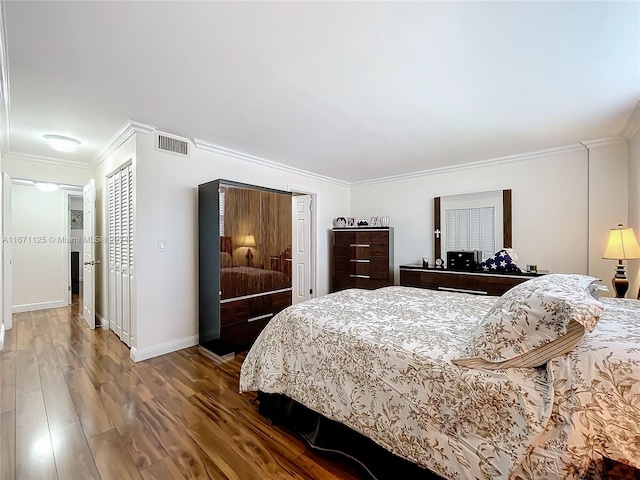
[96,313,108,329]
[13,300,67,313]
[130,334,199,362]
[0,323,4,351]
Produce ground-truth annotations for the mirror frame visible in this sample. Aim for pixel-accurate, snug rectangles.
[434,189,512,260]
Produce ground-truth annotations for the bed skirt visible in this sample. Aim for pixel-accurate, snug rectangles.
[256,392,444,480]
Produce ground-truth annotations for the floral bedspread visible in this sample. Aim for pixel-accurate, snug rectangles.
[239,287,640,479]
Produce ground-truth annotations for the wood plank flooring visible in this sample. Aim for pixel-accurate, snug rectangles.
[0,297,363,480]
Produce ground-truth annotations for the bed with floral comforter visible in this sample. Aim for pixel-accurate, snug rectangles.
[239,285,640,479]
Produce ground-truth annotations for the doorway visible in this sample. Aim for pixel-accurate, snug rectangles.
[68,194,83,307]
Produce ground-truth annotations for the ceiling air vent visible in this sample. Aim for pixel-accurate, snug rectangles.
[155,131,190,157]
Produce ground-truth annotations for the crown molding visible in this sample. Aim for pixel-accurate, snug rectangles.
[580,137,626,149]
[622,99,640,141]
[90,119,155,169]
[0,2,11,155]
[3,151,93,170]
[193,138,350,187]
[351,143,585,187]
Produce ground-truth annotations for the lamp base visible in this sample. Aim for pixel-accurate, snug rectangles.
[246,247,254,268]
[612,261,628,298]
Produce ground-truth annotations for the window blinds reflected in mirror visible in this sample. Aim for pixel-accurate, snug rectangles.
[445,207,495,261]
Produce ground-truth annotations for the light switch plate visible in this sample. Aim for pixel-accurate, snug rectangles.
[157,239,166,252]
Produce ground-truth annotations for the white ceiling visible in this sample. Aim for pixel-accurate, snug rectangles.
[3,1,639,183]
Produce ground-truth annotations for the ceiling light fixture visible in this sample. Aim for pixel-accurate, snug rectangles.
[43,134,81,152]
[35,182,58,193]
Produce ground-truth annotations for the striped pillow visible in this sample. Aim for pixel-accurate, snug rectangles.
[452,274,604,369]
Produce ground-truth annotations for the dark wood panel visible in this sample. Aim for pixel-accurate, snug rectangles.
[399,267,533,296]
[220,291,291,327]
[503,189,512,248]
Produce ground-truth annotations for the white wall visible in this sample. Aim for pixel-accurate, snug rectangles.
[587,141,629,297]
[93,135,136,330]
[628,126,640,298]
[11,184,68,311]
[0,150,4,349]
[351,147,593,280]
[132,132,349,356]
[3,156,92,186]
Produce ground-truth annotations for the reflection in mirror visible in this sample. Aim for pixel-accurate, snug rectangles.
[434,189,512,263]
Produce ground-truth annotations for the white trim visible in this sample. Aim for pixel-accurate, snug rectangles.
[96,313,108,329]
[129,334,198,362]
[0,2,10,155]
[193,137,349,187]
[622,100,640,141]
[3,151,93,170]
[13,300,66,313]
[90,120,155,169]
[351,143,585,187]
[0,322,4,351]
[580,137,626,149]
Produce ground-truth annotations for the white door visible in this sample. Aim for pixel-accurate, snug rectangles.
[3,173,12,330]
[292,194,312,305]
[107,166,132,346]
[82,179,96,329]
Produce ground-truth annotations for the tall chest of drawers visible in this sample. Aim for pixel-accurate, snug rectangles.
[331,228,394,292]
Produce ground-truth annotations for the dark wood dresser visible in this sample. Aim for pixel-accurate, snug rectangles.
[332,228,394,292]
[399,264,537,296]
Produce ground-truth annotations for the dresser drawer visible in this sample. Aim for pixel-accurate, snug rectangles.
[220,290,291,327]
[399,267,534,296]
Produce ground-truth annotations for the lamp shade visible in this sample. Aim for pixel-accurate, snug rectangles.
[241,234,256,248]
[602,225,640,260]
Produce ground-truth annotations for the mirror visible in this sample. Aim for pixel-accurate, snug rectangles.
[434,189,512,262]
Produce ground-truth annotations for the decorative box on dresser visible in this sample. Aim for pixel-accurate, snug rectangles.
[399,264,537,296]
[199,179,292,357]
[332,228,394,292]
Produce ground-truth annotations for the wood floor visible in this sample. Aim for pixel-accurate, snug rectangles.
[0,296,363,480]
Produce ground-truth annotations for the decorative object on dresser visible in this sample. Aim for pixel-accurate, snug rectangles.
[602,224,640,298]
[198,179,292,357]
[399,264,537,296]
[331,227,393,292]
[447,250,481,271]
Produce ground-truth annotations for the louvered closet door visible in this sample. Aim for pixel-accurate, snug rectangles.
[108,166,133,347]
[108,173,117,333]
[120,166,132,346]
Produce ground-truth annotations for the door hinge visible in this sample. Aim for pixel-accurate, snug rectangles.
[310,289,313,295]
[68,286,71,291]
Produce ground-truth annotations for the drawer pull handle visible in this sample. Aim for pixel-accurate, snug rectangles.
[437,286,487,295]
[350,259,370,263]
[248,313,274,323]
[350,244,370,247]
[350,274,370,279]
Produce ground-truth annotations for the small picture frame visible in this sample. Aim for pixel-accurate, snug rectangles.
[70,210,83,229]
[347,217,356,227]
[370,216,379,227]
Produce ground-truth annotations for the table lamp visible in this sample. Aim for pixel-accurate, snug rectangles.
[602,224,640,298]
[242,234,256,267]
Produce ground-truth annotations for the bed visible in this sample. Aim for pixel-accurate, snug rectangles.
[239,276,640,479]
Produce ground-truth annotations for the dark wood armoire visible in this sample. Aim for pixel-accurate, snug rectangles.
[198,179,292,356]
